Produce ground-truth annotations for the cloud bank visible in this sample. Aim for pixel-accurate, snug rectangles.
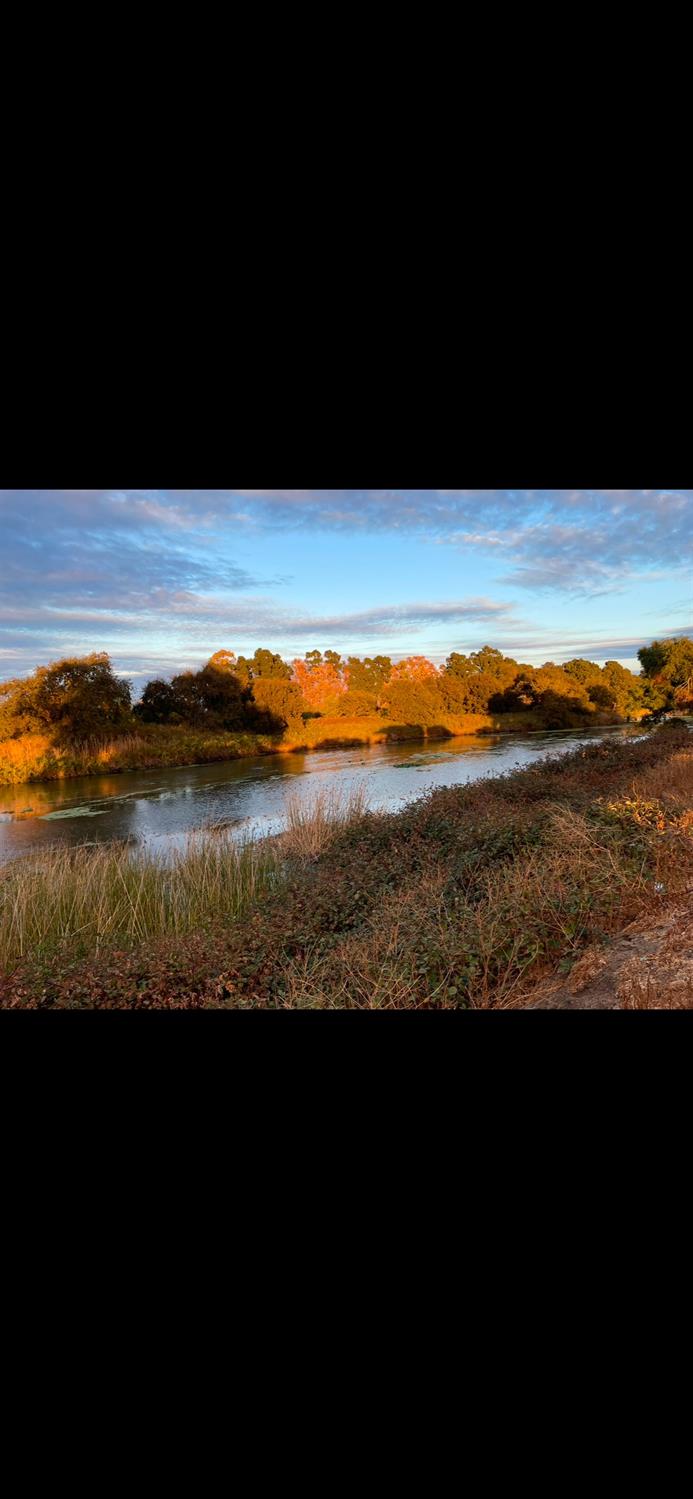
[1,489,689,678]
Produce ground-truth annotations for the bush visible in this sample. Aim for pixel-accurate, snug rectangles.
[588,683,617,710]
[333,690,378,719]
[381,680,445,726]
[250,677,305,729]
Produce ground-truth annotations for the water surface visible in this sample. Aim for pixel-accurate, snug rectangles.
[0,726,647,864]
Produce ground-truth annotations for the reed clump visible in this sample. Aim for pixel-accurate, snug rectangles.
[280,781,369,860]
[0,830,282,970]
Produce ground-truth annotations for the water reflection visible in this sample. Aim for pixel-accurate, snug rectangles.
[0,726,647,864]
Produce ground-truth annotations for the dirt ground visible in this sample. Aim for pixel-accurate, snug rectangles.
[525,897,693,1009]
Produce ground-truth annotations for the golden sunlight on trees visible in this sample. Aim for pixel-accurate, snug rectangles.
[2,640,689,790]
[250,676,304,730]
[0,654,131,744]
[381,678,444,726]
[234,649,293,686]
[207,649,238,673]
[389,656,440,683]
[292,653,347,714]
[639,637,693,711]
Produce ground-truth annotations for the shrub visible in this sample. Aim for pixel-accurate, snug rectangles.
[333,690,378,718]
[250,677,305,729]
[381,680,445,727]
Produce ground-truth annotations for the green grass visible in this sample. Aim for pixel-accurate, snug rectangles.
[0,830,282,971]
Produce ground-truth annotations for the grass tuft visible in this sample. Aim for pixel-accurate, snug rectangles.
[280,781,370,860]
[0,831,281,971]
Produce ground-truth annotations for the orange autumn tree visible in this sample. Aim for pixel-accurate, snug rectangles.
[292,652,347,714]
[389,656,440,682]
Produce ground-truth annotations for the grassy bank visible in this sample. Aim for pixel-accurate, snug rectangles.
[1,723,690,1009]
[0,708,629,788]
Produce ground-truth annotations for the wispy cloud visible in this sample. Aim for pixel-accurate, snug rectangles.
[1,489,689,678]
[4,487,690,588]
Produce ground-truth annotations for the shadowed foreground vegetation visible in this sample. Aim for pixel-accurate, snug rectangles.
[1,723,690,1009]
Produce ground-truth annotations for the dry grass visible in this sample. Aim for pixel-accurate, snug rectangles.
[2,723,691,1008]
[271,732,693,1011]
[279,781,370,860]
[268,823,656,1011]
[0,830,281,970]
[618,906,693,1009]
[630,747,693,818]
[0,728,281,785]
[0,734,58,785]
[0,782,369,972]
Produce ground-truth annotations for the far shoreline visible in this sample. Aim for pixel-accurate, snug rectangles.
[0,710,650,792]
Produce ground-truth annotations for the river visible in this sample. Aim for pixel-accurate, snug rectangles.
[0,725,648,864]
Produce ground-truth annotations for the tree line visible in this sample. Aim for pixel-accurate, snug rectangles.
[1,639,691,745]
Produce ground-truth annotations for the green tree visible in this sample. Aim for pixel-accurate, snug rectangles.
[231,651,292,686]
[490,671,541,712]
[381,679,445,727]
[637,641,670,679]
[134,679,178,724]
[469,646,510,676]
[251,649,292,680]
[445,648,518,698]
[153,665,249,730]
[460,670,505,713]
[563,658,603,688]
[345,657,392,703]
[438,673,475,713]
[333,689,378,719]
[250,677,304,729]
[445,652,474,679]
[601,661,643,717]
[6,654,132,743]
[638,637,693,709]
[588,683,617,710]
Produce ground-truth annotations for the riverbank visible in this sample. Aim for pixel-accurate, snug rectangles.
[2,723,690,1009]
[0,708,629,788]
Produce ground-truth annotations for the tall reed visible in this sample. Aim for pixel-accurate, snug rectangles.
[280,780,369,859]
[0,830,281,969]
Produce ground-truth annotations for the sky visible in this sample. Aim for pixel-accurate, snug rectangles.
[1,488,690,689]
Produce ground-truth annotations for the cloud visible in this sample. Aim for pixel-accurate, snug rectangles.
[1,489,688,678]
[4,488,690,590]
[0,490,285,621]
[0,592,516,648]
[437,496,693,593]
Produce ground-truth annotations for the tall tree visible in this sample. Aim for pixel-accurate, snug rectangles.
[639,637,693,708]
[6,654,132,743]
[390,656,439,682]
[345,657,392,703]
[292,657,346,713]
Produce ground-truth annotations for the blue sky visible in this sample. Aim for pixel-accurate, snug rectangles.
[1,488,690,686]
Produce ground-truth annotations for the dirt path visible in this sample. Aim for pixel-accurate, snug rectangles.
[525,898,693,1009]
